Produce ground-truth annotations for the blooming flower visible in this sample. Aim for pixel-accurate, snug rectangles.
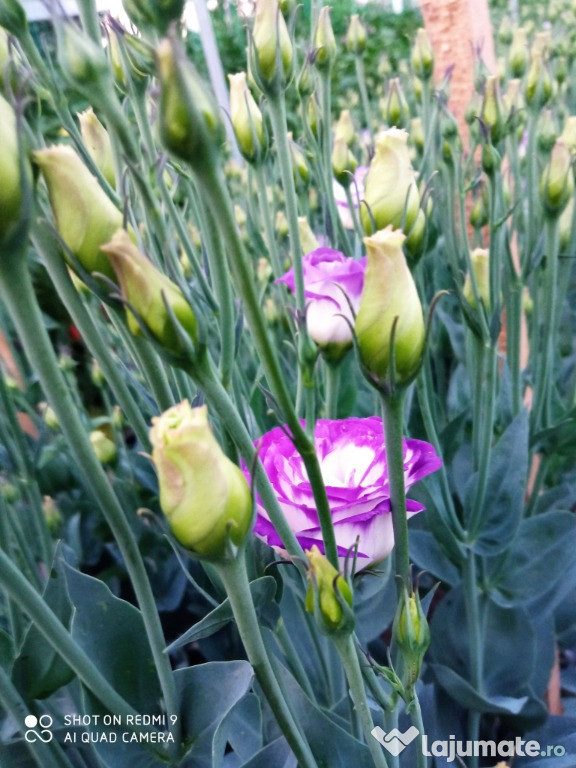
[250,417,442,569]
[276,247,366,359]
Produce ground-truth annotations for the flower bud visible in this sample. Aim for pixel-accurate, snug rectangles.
[463,248,490,311]
[332,137,357,186]
[34,145,125,280]
[0,92,30,244]
[560,115,576,154]
[559,196,574,253]
[275,210,289,238]
[57,23,109,92]
[298,216,319,255]
[101,229,197,354]
[481,75,505,145]
[305,546,354,635]
[360,128,425,247]
[91,359,105,387]
[78,108,116,188]
[537,109,558,154]
[334,109,355,146]
[469,184,489,229]
[498,16,513,46]
[313,7,336,71]
[40,402,59,430]
[0,0,27,38]
[383,77,410,129]
[306,95,320,139]
[503,78,526,137]
[251,0,293,91]
[228,72,267,164]
[157,37,224,170]
[42,496,63,536]
[540,139,574,218]
[409,117,424,156]
[296,58,313,98]
[288,132,309,183]
[355,227,425,385]
[525,52,553,111]
[393,588,430,690]
[508,27,529,78]
[345,14,366,55]
[150,402,252,559]
[121,0,185,35]
[90,429,117,464]
[411,28,434,81]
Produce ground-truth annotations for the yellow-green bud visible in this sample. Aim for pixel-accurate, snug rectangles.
[275,210,289,238]
[257,257,273,284]
[251,0,293,90]
[34,145,126,280]
[40,402,59,430]
[361,128,425,246]
[306,95,320,139]
[383,77,410,129]
[540,139,574,217]
[229,72,267,164]
[121,0,185,35]
[2,480,19,504]
[57,23,109,91]
[296,59,313,98]
[503,78,526,137]
[525,52,553,111]
[355,227,425,385]
[393,588,430,689]
[378,54,391,78]
[560,115,576,154]
[298,216,319,255]
[0,92,30,244]
[334,109,355,146]
[498,16,513,46]
[509,27,529,78]
[90,359,105,388]
[411,28,434,81]
[42,496,63,536]
[345,14,366,55]
[101,229,197,354]
[0,0,27,37]
[90,429,117,464]
[288,132,309,183]
[150,402,252,559]
[522,286,534,317]
[537,109,558,153]
[0,28,9,77]
[463,248,491,311]
[305,545,353,634]
[313,7,336,71]
[332,137,357,186]
[409,117,425,156]
[559,196,573,253]
[157,37,224,170]
[469,184,489,229]
[481,75,505,145]
[78,108,116,188]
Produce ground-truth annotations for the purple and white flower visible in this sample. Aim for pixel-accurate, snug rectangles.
[277,248,366,356]
[251,417,442,570]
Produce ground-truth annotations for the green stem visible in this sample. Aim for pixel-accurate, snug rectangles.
[0,548,139,720]
[76,0,101,43]
[354,56,373,139]
[324,359,340,418]
[275,619,317,701]
[254,164,283,280]
[463,552,484,768]
[344,184,364,245]
[407,694,428,768]
[0,257,180,751]
[216,553,318,768]
[334,636,390,768]
[380,391,410,589]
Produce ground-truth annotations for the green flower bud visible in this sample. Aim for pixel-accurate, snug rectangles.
[355,227,425,385]
[228,72,267,164]
[383,77,410,129]
[378,54,392,78]
[305,95,321,139]
[0,27,9,77]
[0,92,30,244]
[334,109,355,146]
[40,402,59,430]
[90,429,117,464]
[78,108,116,188]
[463,248,491,311]
[296,58,313,98]
[305,545,354,635]
[332,137,357,186]
[481,142,501,177]
[411,28,434,81]
[313,7,336,71]
[409,117,425,156]
[525,52,553,111]
[121,0,185,35]
[537,109,558,154]
[34,145,126,280]
[469,184,489,229]
[57,23,109,92]
[275,210,289,238]
[559,196,573,253]
[560,115,576,154]
[298,216,319,254]
[540,139,574,218]
[345,14,366,54]
[1,480,19,504]
[157,36,224,170]
[393,588,430,690]
[0,0,27,38]
[101,229,197,354]
[509,27,529,78]
[42,496,63,536]
[150,402,252,559]
[498,16,513,46]
[251,0,293,91]
[503,78,526,137]
[288,132,309,183]
[481,75,505,145]
[91,359,105,387]
[361,128,425,244]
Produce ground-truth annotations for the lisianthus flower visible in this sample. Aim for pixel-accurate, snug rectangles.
[250,417,442,570]
[277,248,366,359]
[333,165,369,230]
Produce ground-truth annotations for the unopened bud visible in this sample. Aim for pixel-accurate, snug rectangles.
[313,7,336,71]
[332,137,357,186]
[251,0,293,91]
[537,109,558,154]
[305,545,354,635]
[383,77,410,129]
[57,23,109,91]
[334,109,355,146]
[409,117,425,156]
[481,75,505,145]
[43,496,63,535]
[90,429,117,464]
[0,93,31,244]
[78,108,116,188]
[228,72,267,164]
[525,52,553,111]
[288,132,309,183]
[463,248,491,311]
[121,0,185,35]
[411,28,434,81]
[346,14,366,55]
[509,27,529,78]
[393,588,430,690]
[498,16,513,46]
[540,140,574,217]
[0,0,27,38]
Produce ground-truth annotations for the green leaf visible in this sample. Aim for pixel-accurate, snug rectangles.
[238,737,292,768]
[166,575,279,651]
[64,564,162,713]
[465,409,529,555]
[212,693,262,767]
[430,664,530,715]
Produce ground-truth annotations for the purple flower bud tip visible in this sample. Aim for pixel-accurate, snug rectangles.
[246,417,442,570]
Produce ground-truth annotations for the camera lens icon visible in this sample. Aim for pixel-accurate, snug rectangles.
[24,714,53,743]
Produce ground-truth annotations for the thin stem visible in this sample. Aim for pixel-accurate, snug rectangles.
[345,184,365,245]
[216,552,318,768]
[407,694,428,768]
[380,391,410,589]
[354,56,373,139]
[324,359,340,418]
[463,552,484,768]
[275,618,317,701]
[334,636,390,768]
[0,257,180,751]
[76,0,101,44]
[254,164,283,280]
